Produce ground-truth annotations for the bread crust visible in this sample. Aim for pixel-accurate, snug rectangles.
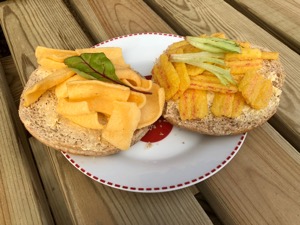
[162,46,285,135]
[19,68,149,156]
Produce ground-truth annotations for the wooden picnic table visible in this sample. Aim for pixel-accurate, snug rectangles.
[0,0,299,224]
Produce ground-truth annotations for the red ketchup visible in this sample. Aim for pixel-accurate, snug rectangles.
[141,117,173,143]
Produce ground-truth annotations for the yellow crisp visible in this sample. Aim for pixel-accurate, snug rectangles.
[179,89,208,120]
[226,59,263,74]
[190,77,238,94]
[66,80,130,101]
[102,101,141,150]
[252,79,273,109]
[55,74,86,99]
[230,64,262,74]
[167,40,189,52]
[35,46,78,63]
[128,91,147,109]
[226,59,263,67]
[261,51,279,60]
[85,97,115,115]
[160,53,180,99]
[64,113,104,130]
[186,64,205,76]
[231,92,245,118]
[244,73,264,104]
[121,78,153,92]
[152,53,180,100]
[232,74,245,84]
[183,44,202,53]
[140,78,153,91]
[237,41,251,48]
[172,48,191,100]
[37,58,68,70]
[225,48,262,61]
[138,83,165,129]
[23,68,75,106]
[211,92,245,118]
[238,71,273,109]
[211,93,234,117]
[172,61,190,100]
[211,33,226,38]
[152,64,167,92]
[116,68,142,87]
[56,98,92,116]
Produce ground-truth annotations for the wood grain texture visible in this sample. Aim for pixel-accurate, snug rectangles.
[144,0,300,224]
[197,124,300,225]
[0,56,22,105]
[0,0,93,85]
[225,0,300,54]
[30,138,212,225]
[0,60,54,224]
[145,0,300,149]
[67,0,175,41]
[1,0,213,224]
[2,0,299,224]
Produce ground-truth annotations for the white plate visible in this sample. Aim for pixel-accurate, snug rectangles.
[62,33,247,193]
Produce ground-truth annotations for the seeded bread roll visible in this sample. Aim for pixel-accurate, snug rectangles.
[162,46,285,135]
[19,68,149,156]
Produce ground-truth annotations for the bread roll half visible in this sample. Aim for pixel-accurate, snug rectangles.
[162,46,285,135]
[19,68,149,156]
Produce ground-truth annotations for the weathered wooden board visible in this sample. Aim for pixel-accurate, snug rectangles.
[0,59,54,224]
[31,138,212,225]
[144,0,300,224]
[198,124,300,225]
[145,0,300,150]
[2,0,299,224]
[226,0,300,53]
[66,0,173,42]
[0,56,22,105]
[0,0,213,224]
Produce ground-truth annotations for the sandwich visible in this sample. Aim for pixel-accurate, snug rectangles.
[151,33,285,135]
[19,46,165,156]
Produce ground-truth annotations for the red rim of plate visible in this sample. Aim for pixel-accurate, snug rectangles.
[61,32,247,192]
[93,32,183,47]
[62,133,246,192]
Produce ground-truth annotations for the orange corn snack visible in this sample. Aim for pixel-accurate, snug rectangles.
[239,71,273,109]
[171,48,191,100]
[225,48,262,61]
[23,68,75,106]
[211,92,245,118]
[102,101,141,150]
[66,80,130,101]
[190,78,238,94]
[35,46,78,63]
[138,83,165,129]
[211,93,234,117]
[261,51,279,60]
[64,113,105,130]
[56,98,92,116]
[151,53,180,100]
[179,89,208,120]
